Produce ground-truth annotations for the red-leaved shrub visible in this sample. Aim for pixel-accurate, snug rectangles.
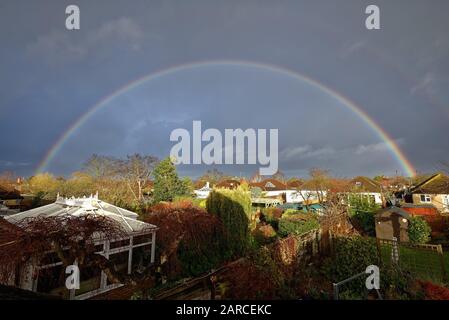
[418,280,449,300]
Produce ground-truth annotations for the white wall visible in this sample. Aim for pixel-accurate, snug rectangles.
[264,190,326,203]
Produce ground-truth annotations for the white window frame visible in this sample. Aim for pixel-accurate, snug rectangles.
[32,230,156,300]
[265,182,275,188]
[420,194,431,203]
[443,195,449,212]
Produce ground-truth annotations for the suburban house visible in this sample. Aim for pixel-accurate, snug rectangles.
[375,206,411,242]
[405,173,449,213]
[292,179,328,204]
[249,178,304,203]
[194,182,213,199]
[0,186,23,212]
[377,176,411,192]
[2,194,157,300]
[346,176,383,205]
[286,179,303,190]
[215,179,241,189]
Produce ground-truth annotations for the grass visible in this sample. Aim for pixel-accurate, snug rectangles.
[379,244,449,284]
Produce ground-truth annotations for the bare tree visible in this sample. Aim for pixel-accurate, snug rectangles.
[0,172,17,191]
[298,168,331,208]
[198,168,226,186]
[83,154,119,179]
[118,154,158,202]
[83,154,158,202]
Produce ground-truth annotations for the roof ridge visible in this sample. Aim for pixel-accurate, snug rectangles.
[411,173,441,192]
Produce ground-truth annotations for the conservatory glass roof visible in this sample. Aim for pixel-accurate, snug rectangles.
[5,194,156,234]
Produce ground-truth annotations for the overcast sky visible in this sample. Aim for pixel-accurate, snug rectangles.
[0,0,448,178]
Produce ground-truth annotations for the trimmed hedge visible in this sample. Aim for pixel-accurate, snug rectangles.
[348,194,380,235]
[206,187,253,258]
[324,236,416,299]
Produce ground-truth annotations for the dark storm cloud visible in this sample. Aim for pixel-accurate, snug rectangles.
[0,0,448,177]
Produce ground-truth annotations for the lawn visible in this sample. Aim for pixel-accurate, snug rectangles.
[379,244,449,284]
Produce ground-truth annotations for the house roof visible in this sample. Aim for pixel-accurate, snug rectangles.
[249,178,287,191]
[348,176,382,193]
[215,179,240,189]
[286,179,303,189]
[299,179,331,191]
[376,206,411,219]
[0,186,23,200]
[195,182,212,192]
[401,203,437,209]
[378,176,410,189]
[410,173,449,194]
[5,195,157,234]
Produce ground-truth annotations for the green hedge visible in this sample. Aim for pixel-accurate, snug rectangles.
[278,214,319,237]
[323,237,379,297]
[206,187,253,258]
[324,236,416,299]
[348,195,380,235]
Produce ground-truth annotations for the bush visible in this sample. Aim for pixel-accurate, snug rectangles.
[323,236,417,299]
[351,211,375,235]
[278,214,319,237]
[173,196,206,208]
[282,209,301,217]
[143,202,224,279]
[408,216,431,244]
[261,207,283,229]
[253,224,277,246]
[417,280,449,300]
[348,194,380,235]
[206,187,253,259]
[323,237,378,298]
[220,247,285,299]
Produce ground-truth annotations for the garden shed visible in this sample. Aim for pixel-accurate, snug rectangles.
[375,206,411,242]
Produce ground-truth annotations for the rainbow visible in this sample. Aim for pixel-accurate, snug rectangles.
[36,60,416,177]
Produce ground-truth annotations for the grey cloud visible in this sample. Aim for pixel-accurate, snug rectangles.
[26,17,143,64]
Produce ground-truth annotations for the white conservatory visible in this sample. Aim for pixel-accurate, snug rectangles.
[4,194,157,300]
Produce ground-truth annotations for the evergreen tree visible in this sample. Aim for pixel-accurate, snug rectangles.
[152,157,188,202]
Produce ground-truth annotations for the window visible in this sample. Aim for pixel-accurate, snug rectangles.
[106,251,129,285]
[36,265,69,299]
[75,262,102,296]
[133,234,153,246]
[443,195,449,212]
[110,238,130,249]
[265,182,275,188]
[132,245,152,272]
[420,194,431,203]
